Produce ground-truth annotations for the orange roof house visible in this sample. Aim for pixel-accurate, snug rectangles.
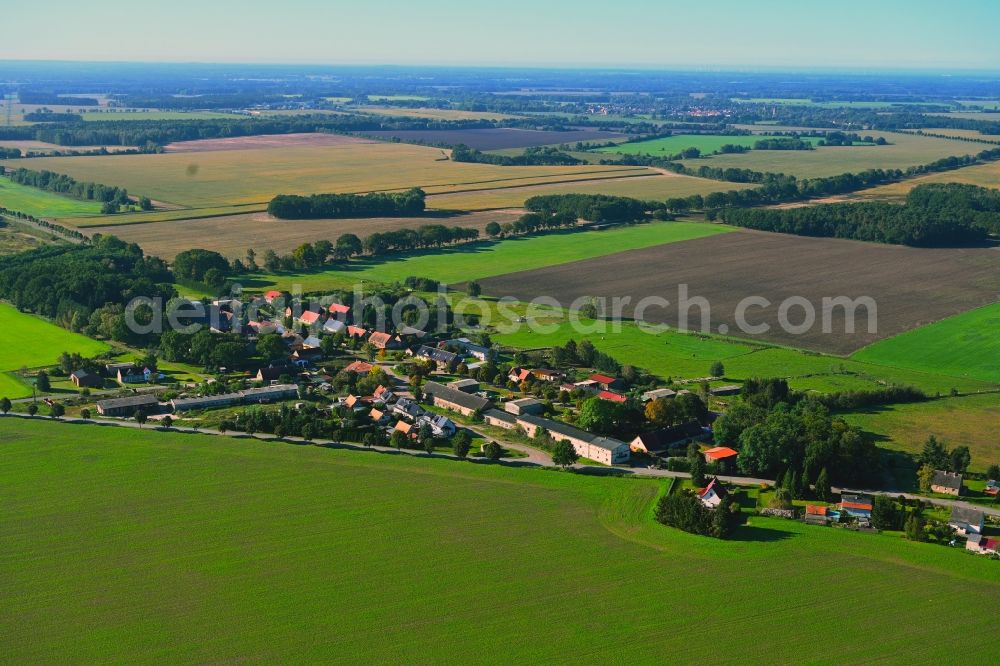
[344,360,374,374]
[703,446,739,462]
[327,303,350,315]
[596,390,626,403]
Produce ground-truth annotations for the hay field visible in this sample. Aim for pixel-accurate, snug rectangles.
[678,131,979,178]
[427,172,751,210]
[0,140,136,154]
[85,210,524,258]
[5,143,640,208]
[3,418,997,663]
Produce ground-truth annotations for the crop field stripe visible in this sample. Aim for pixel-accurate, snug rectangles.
[2,418,998,662]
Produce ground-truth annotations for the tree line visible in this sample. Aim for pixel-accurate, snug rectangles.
[5,167,131,206]
[524,193,654,224]
[450,144,584,166]
[267,188,426,219]
[720,183,996,247]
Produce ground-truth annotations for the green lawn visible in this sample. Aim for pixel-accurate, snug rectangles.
[251,221,734,292]
[596,134,825,156]
[0,178,104,218]
[2,418,998,662]
[492,316,998,395]
[843,393,1000,473]
[0,304,109,398]
[852,302,1000,384]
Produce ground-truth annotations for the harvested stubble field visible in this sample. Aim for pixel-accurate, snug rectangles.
[3,418,998,663]
[678,131,980,179]
[358,127,625,150]
[478,229,1000,355]
[426,172,750,211]
[0,140,136,154]
[853,159,1000,200]
[162,132,373,152]
[86,209,524,258]
[4,141,639,208]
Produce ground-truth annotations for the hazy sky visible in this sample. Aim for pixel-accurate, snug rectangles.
[5,0,1000,70]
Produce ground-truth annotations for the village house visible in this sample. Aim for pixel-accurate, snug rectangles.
[285,307,324,328]
[422,381,492,417]
[930,470,963,496]
[391,397,424,420]
[322,318,346,335]
[482,408,518,430]
[596,390,626,403]
[70,369,103,389]
[302,335,322,349]
[804,504,830,525]
[170,384,298,412]
[531,368,564,383]
[343,360,374,375]
[589,374,624,391]
[504,397,544,416]
[368,331,404,350]
[346,325,369,340]
[703,446,739,464]
[264,290,283,304]
[641,388,677,402]
[369,408,390,426]
[418,413,457,438]
[515,413,630,465]
[447,378,480,394]
[699,478,728,508]
[393,420,415,439]
[95,394,160,417]
[840,493,873,518]
[965,534,1000,556]
[117,365,153,385]
[326,302,350,319]
[413,345,460,369]
[508,367,534,384]
[629,421,709,456]
[256,365,294,384]
[948,506,985,535]
[440,338,494,362]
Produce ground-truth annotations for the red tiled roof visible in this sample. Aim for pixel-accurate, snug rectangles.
[347,326,368,338]
[841,501,873,511]
[265,290,282,300]
[704,446,738,461]
[369,331,398,348]
[328,303,350,314]
[298,310,322,325]
[805,505,828,516]
[597,390,626,403]
[344,361,374,374]
[590,374,616,384]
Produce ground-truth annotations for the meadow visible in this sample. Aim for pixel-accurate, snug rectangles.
[843,393,1000,472]
[852,302,1000,384]
[0,178,104,218]
[596,134,824,156]
[245,221,734,292]
[0,304,109,398]
[4,142,640,208]
[854,159,1000,199]
[491,316,997,395]
[677,131,979,179]
[2,418,998,663]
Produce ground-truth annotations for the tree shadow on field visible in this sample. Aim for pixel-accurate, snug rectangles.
[729,523,797,543]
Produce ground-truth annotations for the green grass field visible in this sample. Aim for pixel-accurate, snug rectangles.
[843,393,1000,472]
[0,303,109,398]
[852,302,1000,384]
[2,418,997,662]
[596,134,824,156]
[0,178,104,218]
[251,221,734,292]
[491,316,998,395]
[678,131,978,179]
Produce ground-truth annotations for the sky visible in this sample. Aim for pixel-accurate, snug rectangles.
[4,0,1000,71]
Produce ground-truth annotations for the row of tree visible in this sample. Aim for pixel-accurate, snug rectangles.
[450,144,583,166]
[5,167,131,205]
[267,188,426,219]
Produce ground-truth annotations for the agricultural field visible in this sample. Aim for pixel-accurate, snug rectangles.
[426,172,748,211]
[730,98,937,109]
[357,106,518,121]
[678,131,979,179]
[79,110,237,121]
[596,134,825,156]
[0,140,137,154]
[853,159,1000,199]
[490,314,997,395]
[852,302,1000,384]
[3,142,640,209]
[86,209,525,258]
[0,304,109,399]
[68,203,269,228]
[843,393,1000,472]
[3,419,998,663]
[358,128,625,150]
[248,221,734,292]
[0,178,104,218]
[478,229,1000,355]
